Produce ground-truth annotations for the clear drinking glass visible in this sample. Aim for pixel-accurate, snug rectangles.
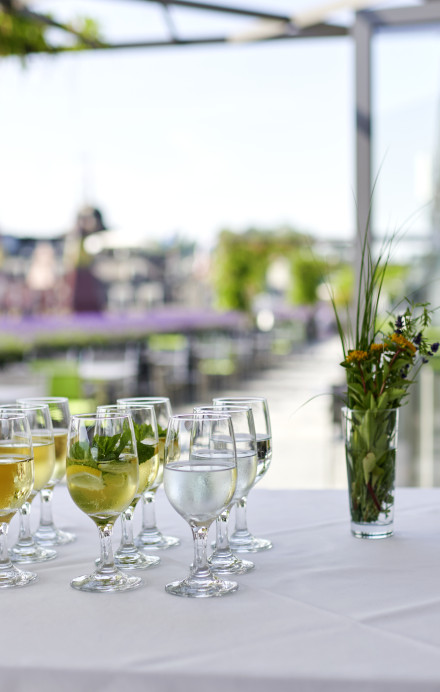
[0,412,37,587]
[1,404,57,563]
[97,404,161,569]
[66,412,141,592]
[117,397,179,549]
[163,413,238,598]
[213,396,273,552]
[194,405,257,574]
[17,397,75,546]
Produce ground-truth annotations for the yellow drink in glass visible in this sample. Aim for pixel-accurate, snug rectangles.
[135,443,159,504]
[48,429,68,486]
[150,435,165,491]
[0,456,33,524]
[67,454,139,526]
[32,439,56,496]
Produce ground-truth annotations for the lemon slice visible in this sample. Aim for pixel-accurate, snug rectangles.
[67,465,104,492]
[67,464,102,479]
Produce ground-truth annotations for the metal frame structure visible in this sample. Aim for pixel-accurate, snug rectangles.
[354,2,440,246]
[2,0,440,245]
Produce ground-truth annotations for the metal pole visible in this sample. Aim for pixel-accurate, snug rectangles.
[353,11,373,254]
[350,12,373,335]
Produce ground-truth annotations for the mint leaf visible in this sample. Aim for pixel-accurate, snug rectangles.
[69,441,86,460]
[133,422,157,464]
[91,429,132,462]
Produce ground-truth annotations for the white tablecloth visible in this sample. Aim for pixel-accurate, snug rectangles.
[3,487,440,692]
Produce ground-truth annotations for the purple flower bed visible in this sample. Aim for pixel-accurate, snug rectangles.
[0,308,250,346]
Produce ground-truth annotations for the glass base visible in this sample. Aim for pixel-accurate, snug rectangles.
[70,570,142,592]
[0,565,38,588]
[34,526,76,546]
[208,551,254,575]
[165,575,238,598]
[228,531,272,553]
[135,530,180,550]
[351,520,394,539]
[10,542,57,563]
[110,549,160,571]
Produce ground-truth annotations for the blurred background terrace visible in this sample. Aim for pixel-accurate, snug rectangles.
[1,0,440,486]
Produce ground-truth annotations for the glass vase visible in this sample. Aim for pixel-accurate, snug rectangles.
[342,407,398,539]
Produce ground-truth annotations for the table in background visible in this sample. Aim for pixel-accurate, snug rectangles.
[3,487,440,692]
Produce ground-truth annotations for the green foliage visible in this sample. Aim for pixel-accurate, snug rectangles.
[346,408,397,523]
[70,17,102,51]
[93,430,132,461]
[332,223,439,525]
[132,422,156,465]
[0,11,50,56]
[68,429,132,465]
[0,9,102,58]
[342,302,435,410]
[212,227,324,312]
[213,229,271,311]
[290,251,326,305]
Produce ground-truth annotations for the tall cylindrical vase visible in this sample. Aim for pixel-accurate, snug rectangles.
[342,407,399,539]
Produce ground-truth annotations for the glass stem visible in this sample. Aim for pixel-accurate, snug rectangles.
[120,507,134,549]
[17,501,34,546]
[215,510,230,553]
[191,526,211,580]
[141,492,158,532]
[39,488,54,528]
[0,523,12,571]
[235,496,249,534]
[97,524,117,575]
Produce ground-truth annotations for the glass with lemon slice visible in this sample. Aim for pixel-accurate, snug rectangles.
[66,412,140,592]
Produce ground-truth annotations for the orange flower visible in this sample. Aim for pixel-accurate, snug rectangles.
[390,332,417,355]
[369,343,386,354]
[345,350,369,364]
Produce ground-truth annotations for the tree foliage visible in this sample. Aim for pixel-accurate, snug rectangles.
[290,250,327,305]
[0,7,102,58]
[212,227,325,312]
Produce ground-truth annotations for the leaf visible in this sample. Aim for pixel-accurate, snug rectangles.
[158,424,167,438]
[362,451,377,483]
[137,442,157,465]
[133,422,157,464]
[68,441,98,468]
[92,429,132,462]
[69,441,87,460]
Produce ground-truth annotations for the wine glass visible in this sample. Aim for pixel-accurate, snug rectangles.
[97,404,160,569]
[1,404,57,563]
[17,396,75,546]
[0,412,37,587]
[213,396,273,552]
[163,413,238,597]
[117,397,179,549]
[194,405,257,574]
[66,412,141,592]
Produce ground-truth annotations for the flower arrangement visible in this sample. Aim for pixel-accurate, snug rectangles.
[332,229,438,530]
[341,304,438,412]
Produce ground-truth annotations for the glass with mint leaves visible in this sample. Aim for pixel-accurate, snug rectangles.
[66,413,140,592]
[333,229,438,538]
[97,404,160,569]
[117,397,180,549]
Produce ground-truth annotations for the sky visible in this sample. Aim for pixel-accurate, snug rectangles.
[0,1,439,250]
